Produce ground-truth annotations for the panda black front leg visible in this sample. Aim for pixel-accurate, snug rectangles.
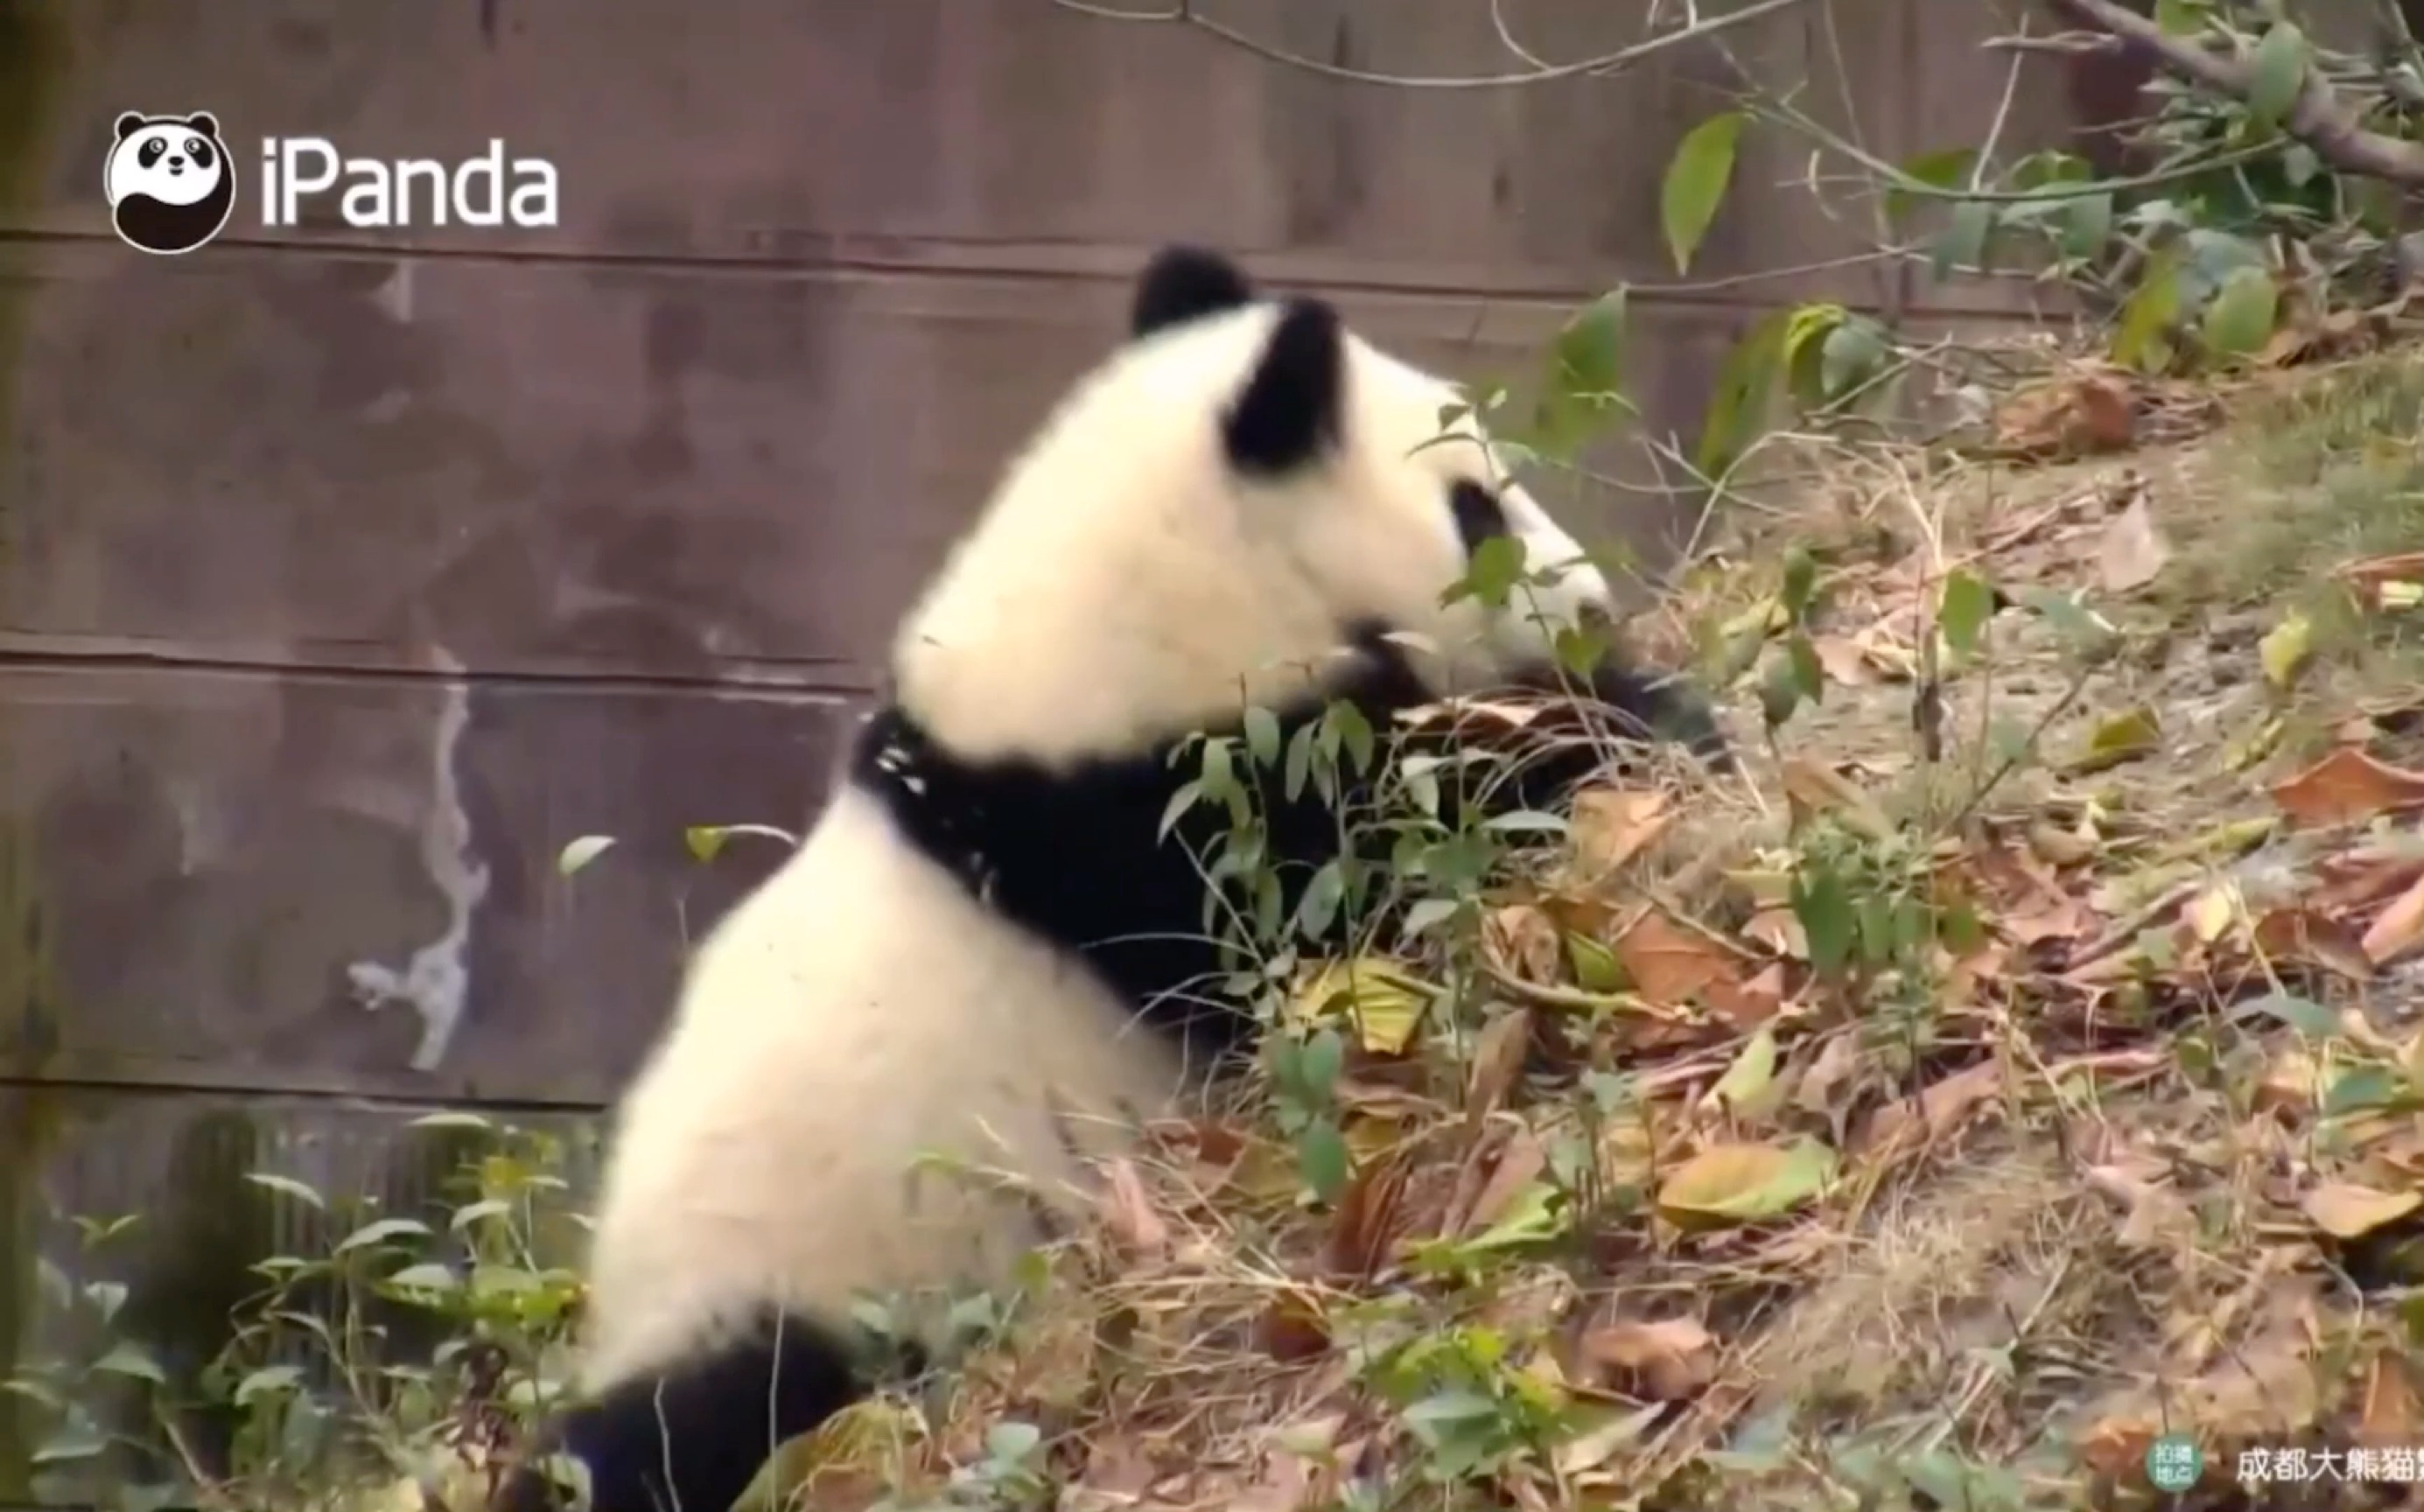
[493,1307,860,1512]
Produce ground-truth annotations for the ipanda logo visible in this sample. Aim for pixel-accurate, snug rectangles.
[105,111,235,255]
[106,109,561,256]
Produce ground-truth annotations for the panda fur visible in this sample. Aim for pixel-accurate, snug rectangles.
[494,245,1729,1512]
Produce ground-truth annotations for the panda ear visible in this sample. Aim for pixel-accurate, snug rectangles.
[1222,298,1344,479]
[1131,245,1255,340]
[185,112,221,138]
[115,112,147,142]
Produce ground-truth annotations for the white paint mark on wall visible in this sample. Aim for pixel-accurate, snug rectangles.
[347,641,493,1072]
[372,259,415,323]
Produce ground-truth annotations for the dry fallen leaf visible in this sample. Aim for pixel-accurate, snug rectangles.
[1566,788,1671,883]
[2098,493,2170,592]
[1579,1317,1718,1401]
[1809,634,1873,686]
[2084,1152,2193,1250]
[2357,1348,2422,1446]
[1463,1008,1534,1122]
[2361,871,2424,967]
[1655,1139,1837,1231]
[2271,747,2424,827]
[2302,1180,2422,1239]
[1321,1152,1411,1282]
[2251,907,2376,981]
[1461,1124,1550,1236]
[1856,1059,2004,1155]
[1992,370,2136,458]
[1098,1158,1172,1259]
[1613,909,1741,1007]
[1486,906,1565,986]
[1256,1287,1331,1362]
[1778,758,1895,840]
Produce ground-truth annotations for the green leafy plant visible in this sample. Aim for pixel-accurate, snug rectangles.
[5,1117,587,1512]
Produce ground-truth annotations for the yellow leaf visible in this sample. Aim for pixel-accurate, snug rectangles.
[2302,1180,2422,1239]
[1655,1138,1837,1231]
[1566,932,1624,992]
[2259,612,2315,690]
[2224,716,2286,773]
[2065,706,2161,774]
[1702,1026,1778,1116]
[2186,881,2241,944]
[1292,957,1432,1054]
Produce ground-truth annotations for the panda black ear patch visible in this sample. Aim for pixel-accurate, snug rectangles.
[115,112,147,142]
[1222,298,1344,479]
[1131,245,1256,340]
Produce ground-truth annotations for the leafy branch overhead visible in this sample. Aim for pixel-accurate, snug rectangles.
[2049,0,2424,186]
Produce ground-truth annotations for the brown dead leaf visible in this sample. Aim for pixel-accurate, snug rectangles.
[2270,746,2424,828]
[1613,909,1741,1007]
[2000,892,2097,946]
[1098,1158,1172,1259]
[1779,758,1895,841]
[1073,1438,1160,1512]
[1809,635,1873,686]
[2252,906,2377,980]
[2358,1348,2422,1446]
[1321,1153,1411,1282]
[1256,1287,1331,1363]
[1566,788,1671,884]
[2301,1180,2421,1239]
[1461,1124,1549,1236]
[1856,1059,2004,1156]
[1464,1008,1533,1123]
[2312,852,2424,914]
[2026,820,2096,868]
[2252,1047,2322,1118]
[2074,1418,2159,1480]
[1487,906,1565,984]
[2084,1150,2193,1250]
[1741,906,1808,959]
[1795,1032,1864,1118]
[2361,870,2424,967]
[1992,369,2136,459]
[1701,961,1787,1032]
[1579,1317,1718,1401]
[2097,492,2170,592]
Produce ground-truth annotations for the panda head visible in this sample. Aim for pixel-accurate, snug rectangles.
[105,112,236,255]
[893,246,1683,768]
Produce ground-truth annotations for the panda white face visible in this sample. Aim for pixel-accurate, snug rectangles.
[893,277,1645,767]
[107,119,224,208]
[1307,332,1620,689]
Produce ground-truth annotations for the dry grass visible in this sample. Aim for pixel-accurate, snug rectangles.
[512,351,2423,1512]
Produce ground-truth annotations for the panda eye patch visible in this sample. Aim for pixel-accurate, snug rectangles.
[1447,480,1510,557]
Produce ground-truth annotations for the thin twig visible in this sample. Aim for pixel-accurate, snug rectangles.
[1048,0,1817,89]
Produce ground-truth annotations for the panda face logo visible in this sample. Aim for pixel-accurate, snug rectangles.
[104,111,237,256]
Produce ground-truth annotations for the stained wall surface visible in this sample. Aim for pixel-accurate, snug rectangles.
[0,0,2100,1494]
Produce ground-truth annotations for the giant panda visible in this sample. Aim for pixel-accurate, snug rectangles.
[494,244,1731,1512]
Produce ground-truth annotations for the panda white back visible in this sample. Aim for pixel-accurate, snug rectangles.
[494,246,1728,1512]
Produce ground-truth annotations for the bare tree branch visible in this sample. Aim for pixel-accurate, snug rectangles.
[2048,0,2424,186]
[1048,0,1815,89]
